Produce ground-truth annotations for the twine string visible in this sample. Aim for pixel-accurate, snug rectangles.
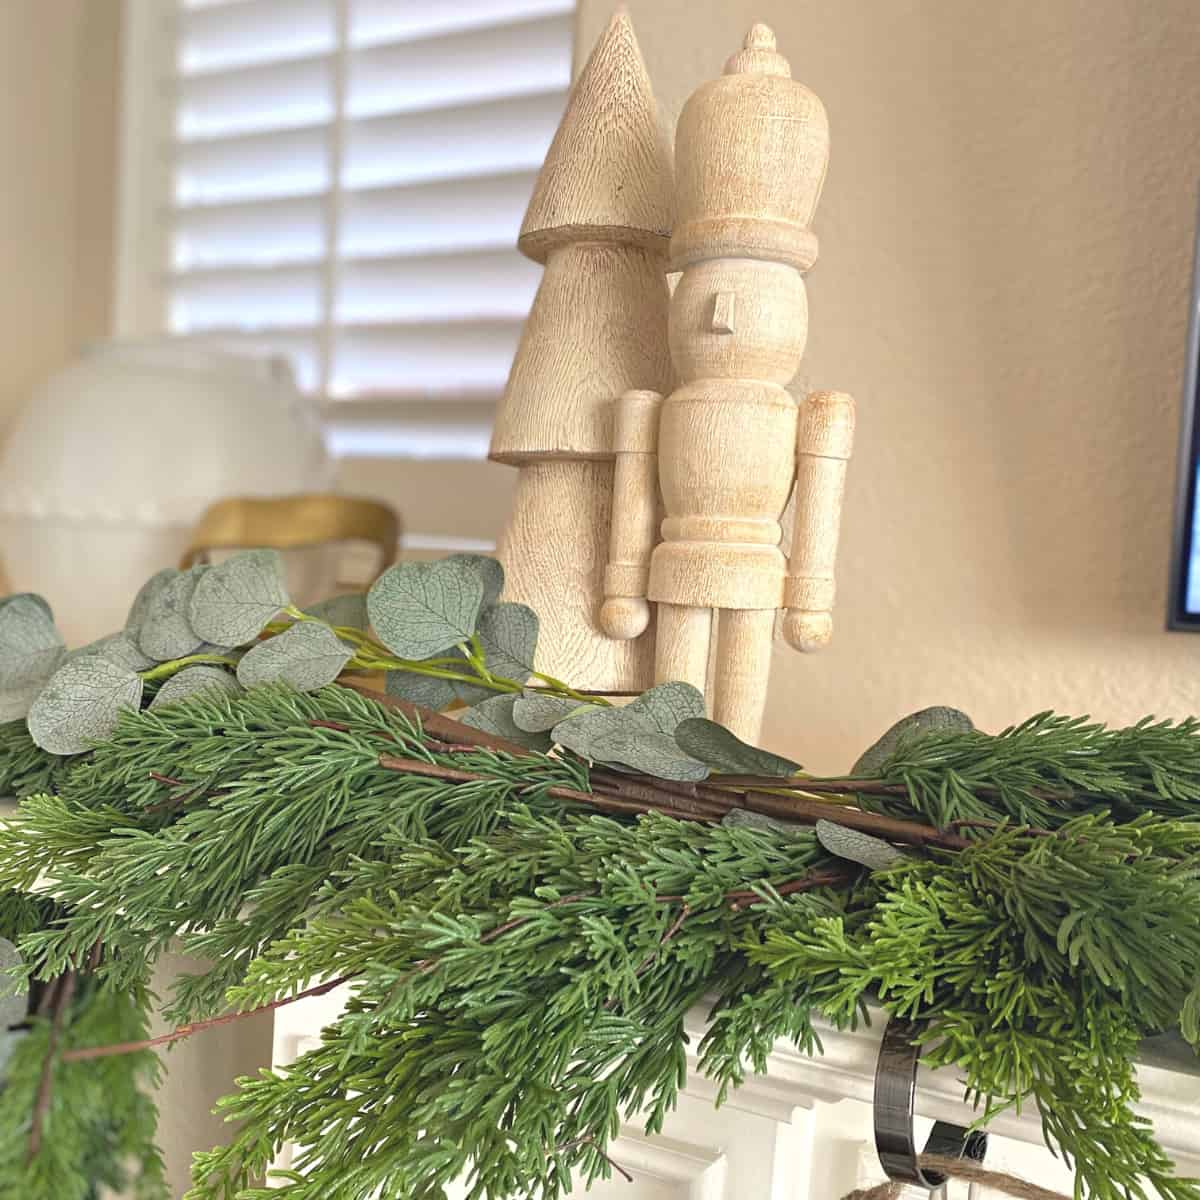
[840,1154,1071,1200]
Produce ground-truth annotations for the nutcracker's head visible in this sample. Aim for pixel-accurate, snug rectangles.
[669,258,808,386]
[669,25,830,275]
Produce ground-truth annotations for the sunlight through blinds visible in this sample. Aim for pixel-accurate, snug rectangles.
[162,0,574,458]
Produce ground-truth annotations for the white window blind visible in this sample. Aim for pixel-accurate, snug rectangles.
[119,0,574,460]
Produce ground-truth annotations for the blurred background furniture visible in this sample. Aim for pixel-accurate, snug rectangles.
[180,492,399,598]
[0,340,334,643]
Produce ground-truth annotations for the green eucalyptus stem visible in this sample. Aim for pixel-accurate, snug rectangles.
[528,671,603,705]
[139,654,240,683]
[272,609,608,707]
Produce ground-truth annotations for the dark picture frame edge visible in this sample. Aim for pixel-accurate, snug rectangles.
[1167,192,1200,630]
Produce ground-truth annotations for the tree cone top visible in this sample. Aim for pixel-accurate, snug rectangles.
[518,8,673,263]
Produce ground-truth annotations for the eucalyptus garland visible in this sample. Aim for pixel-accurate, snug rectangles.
[0,552,1199,1200]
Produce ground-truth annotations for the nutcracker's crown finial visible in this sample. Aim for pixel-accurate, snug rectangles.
[724,22,791,77]
[746,23,776,48]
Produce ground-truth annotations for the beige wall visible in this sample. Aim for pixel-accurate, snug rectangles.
[579,0,1200,771]
[0,0,120,437]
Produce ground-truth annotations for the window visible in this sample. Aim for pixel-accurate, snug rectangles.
[115,0,574,470]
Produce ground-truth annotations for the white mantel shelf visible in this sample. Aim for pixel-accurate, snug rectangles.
[680,1005,1200,1172]
[273,987,1200,1197]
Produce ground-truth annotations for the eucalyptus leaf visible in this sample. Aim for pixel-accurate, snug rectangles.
[722,809,810,841]
[551,682,706,746]
[0,594,66,722]
[69,632,156,673]
[136,567,206,662]
[385,669,458,712]
[0,937,28,1029]
[27,655,144,755]
[150,665,244,710]
[549,706,633,760]
[444,554,504,610]
[1,593,52,622]
[453,601,539,704]
[852,706,975,777]
[189,549,289,647]
[0,679,54,725]
[304,593,369,631]
[125,567,176,637]
[458,694,554,752]
[674,717,801,777]
[512,693,591,732]
[626,682,708,733]
[237,623,353,693]
[551,683,708,781]
[1181,985,1200,1050]
[815,818,904,871]
[367,558,486,661]
[590,728,710,781]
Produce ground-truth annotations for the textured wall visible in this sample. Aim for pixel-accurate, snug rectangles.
[577,0,1200,771]
[0,1,119,437]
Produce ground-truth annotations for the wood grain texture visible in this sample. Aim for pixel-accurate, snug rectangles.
[489,244,671,461]
[669,258,807,384]
[488,8,674,692]
[670,24,828,272]
[783,390,856,652]
[497,461,655,693]
[653,601,712,697]
[652,380,797,610]
[600,388,662,640]
[517,7,674,263]
[713,607,776,738]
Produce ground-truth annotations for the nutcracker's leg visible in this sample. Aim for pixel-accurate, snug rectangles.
[654,603,712,698]
[713,608,776,744]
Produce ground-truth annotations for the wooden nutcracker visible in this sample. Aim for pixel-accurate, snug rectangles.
[489,9,674,694]
[601,24,856,744]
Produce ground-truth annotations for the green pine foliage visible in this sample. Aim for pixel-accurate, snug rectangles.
[863,711,1200,827]
[3,688,1200,1200]
[189,808,834,1200]
[0,720,73,800]
[749,816,1200,1200]
[0,895,165,1200]
[1,685,587,1024]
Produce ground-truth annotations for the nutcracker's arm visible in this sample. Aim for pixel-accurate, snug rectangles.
[599,389,663,640]
[783,390,855,651]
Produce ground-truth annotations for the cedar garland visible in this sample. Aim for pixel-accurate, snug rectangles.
[4,686,1200,1200]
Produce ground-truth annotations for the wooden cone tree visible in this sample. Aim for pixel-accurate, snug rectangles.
[489,8,674,693]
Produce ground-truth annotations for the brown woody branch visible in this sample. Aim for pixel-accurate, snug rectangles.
[375,755,969,851]
[339,681,976,852]
[61,690,972,1067]
[60,974,351,1064]
[29,969,77,1162]
[337,679,534,757]
[722,866,861,909]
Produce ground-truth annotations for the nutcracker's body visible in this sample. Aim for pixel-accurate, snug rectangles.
[607,25,854,742]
